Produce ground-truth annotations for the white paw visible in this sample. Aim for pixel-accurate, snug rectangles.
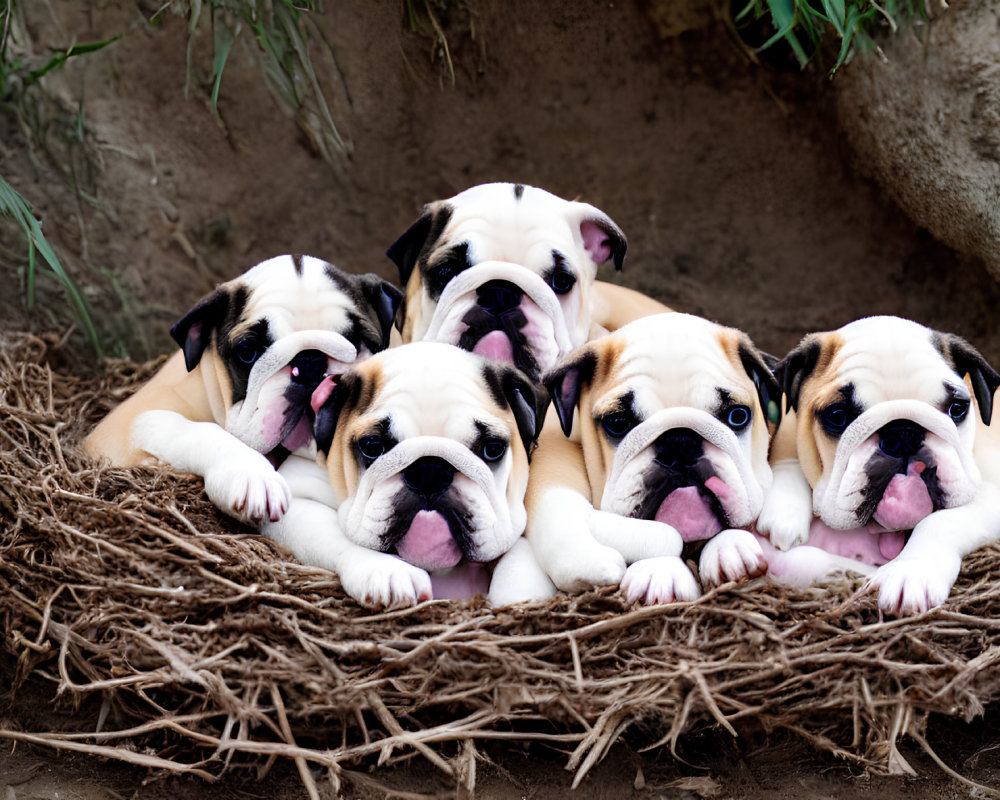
[339,552,433,609]
[620,556,700,605]
[867,555,960,616]
[205,457,291,524]
[700,529,766,587]
[548,543,627,593]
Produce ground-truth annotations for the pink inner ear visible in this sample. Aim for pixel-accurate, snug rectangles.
[186,321,203,345]
[310,375,337,414]
[580,220,611,264]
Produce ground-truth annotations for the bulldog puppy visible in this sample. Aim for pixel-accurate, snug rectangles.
[386,182,669,380]
[85,255,401,524]
[524,312,781,605]
[262,342,548,608]
[756,316,1000,615]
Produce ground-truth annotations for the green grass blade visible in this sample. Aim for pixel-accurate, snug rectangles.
[0,174,102,356]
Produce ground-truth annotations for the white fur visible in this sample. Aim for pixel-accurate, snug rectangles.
[133,410,291,524]
[620,556,701,605]
[699,529,767,587]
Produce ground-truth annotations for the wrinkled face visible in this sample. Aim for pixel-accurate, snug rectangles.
[780,316,998,531]
[387,182,627,380]
[314,342,543,569]
[547,313,779,542]
[170,254,401,456]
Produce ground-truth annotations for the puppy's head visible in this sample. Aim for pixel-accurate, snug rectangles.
[387,182,627,379]
[545,313,780,542]
[778,315,1000,531]
[313,342,547,572]
[169,254,401,457]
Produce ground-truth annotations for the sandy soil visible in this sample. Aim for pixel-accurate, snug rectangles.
[2,0,999,796]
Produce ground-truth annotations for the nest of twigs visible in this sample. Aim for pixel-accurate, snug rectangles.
[2,331,1000,795]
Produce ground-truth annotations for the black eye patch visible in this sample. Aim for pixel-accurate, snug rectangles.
[423,243,472,300]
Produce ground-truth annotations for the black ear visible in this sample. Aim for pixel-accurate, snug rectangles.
[542,348,598,437]
[169,288,230,372]
[386,202,453,288]
[935,333,1000,425]
[739,341,782,426]
[313,372,363,456]
[501,368,551,459]
[358,274,403,351]
[579,215,627,272]
[775,335,823,414]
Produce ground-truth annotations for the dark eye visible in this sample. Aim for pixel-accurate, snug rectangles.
[547,270,577,295]
[820,402,850,436]
[479,437,508,463]
[357,435,389,463]
[601,410,636,439]
[234,339,264,365]
[724,405,751,431]
[947,399,970,423]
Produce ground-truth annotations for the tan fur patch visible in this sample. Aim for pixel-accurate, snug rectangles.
[795,332,845,487]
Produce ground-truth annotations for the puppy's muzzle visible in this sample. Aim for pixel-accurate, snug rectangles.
[877,421,924,459]
[289,349,329,389]
[476,280,524,316]
[402,456,456,501]
[814,399,981,530]
[654,429,703,470]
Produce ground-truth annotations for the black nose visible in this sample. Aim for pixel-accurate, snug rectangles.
[878,421,925,459]
[289,350,328,387]
[476,280,523,315]
[654,428,703,470]
[402,457,456,499]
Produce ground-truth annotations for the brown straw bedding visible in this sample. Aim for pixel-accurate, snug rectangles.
[1,331,999,795]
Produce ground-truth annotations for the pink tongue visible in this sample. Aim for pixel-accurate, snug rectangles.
[878,530,906,561]
[654,485,722,542]
[873,463,934,531]
[430,561,491,599]
[282,415,313,452]
[396,510,463,571]
[472,330,514,363]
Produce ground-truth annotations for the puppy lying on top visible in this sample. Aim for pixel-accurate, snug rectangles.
[499,312,781,607]
[756,315,1000,615]
[84,255,401,524]
[261,342,548,608]
[387,182,669,380]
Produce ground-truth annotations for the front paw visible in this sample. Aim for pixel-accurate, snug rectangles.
[339,552,433,609]
[757,503,811,551]
[867,555,961,616]
[549,544,627,593]
[205,458,291,524]
[620,556,700,605]
[700,529,766,587]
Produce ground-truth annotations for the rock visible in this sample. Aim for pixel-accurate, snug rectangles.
[835,4,1000,279]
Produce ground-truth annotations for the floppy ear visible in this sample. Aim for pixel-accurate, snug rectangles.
[572,203,627,271]
[935,333,1000,425]
[543,347,598,437]
[169,288,230,372]
[357,274,403,351]
[739,341,782,426]
[386,202,453,288]
[313,371,364,456]
[500,368,551,459]
[775,335,823,414]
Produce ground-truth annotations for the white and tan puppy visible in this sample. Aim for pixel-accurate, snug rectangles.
[756,315,1000,615]
[262,342,548,608]
[523,313,781,605]
[387,182,668,380]
[85,255,401,524]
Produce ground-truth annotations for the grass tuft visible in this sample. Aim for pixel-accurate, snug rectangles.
[733,0,929,74]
